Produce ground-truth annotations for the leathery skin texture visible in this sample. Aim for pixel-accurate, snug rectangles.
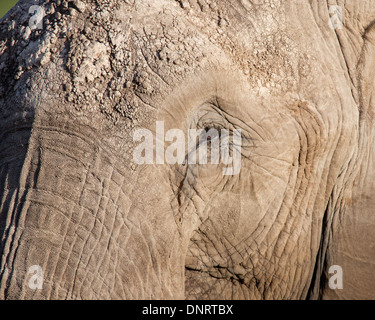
[0,0,375,299]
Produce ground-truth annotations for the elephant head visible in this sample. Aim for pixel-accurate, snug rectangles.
[1,0,375,299]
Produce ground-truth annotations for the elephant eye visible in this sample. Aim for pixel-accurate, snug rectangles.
[196,123,224,147]
[203,125,221,141]
[189,106,233,156]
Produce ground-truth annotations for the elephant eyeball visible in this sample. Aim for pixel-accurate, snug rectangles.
[204,126,220,141]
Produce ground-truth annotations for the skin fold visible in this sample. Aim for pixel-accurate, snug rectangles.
[0,0,374,299]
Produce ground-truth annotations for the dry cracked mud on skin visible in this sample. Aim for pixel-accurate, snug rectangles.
[0,0,375,300]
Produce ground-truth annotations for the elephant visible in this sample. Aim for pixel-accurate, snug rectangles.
[0,0,375,300]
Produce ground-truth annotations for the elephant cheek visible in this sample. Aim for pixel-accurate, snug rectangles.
[205,192,263,241]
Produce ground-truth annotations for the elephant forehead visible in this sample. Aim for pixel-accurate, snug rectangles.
[63,0,354,153]
[117,0,344,110]
[132,1,298,85]
[1,0,355,152]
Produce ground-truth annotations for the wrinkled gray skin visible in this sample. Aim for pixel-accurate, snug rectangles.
[0,0,375,300]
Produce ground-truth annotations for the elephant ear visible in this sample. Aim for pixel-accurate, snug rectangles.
[336,1,375,116]
[309,1,375,299]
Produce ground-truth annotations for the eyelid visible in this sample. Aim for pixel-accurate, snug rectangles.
[192,105,234,138]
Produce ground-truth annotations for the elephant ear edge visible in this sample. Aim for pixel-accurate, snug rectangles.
[312,3,375,299]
